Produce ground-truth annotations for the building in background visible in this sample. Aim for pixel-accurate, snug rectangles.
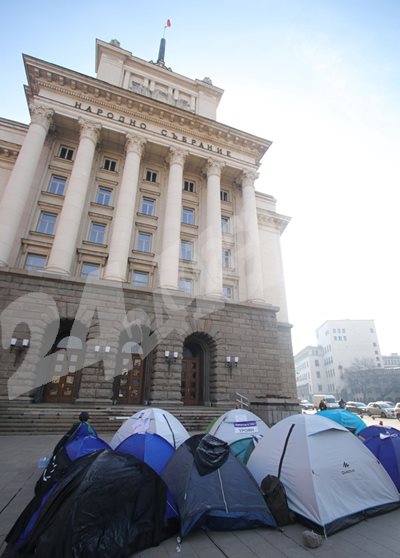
[382,353,400,369]
[0,38,296,412]
[295,319,382,400]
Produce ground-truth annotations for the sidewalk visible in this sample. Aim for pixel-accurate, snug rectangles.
[1,434,400,558]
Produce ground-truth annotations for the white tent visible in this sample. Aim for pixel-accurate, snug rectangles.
[208,409,269,443]
[110,408,189,450]
[247,413,400,535]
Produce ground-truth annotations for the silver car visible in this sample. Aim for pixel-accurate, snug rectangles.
[366,402,396,418]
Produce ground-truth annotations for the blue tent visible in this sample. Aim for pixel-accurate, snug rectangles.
[115,432,178,519]
[162,434,276,537]
[316,408,366,435]
[359,425,400,491]
[6,422,110,549]
[65,422,110,461]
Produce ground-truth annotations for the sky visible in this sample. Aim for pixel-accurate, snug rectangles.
[1,0,400,355]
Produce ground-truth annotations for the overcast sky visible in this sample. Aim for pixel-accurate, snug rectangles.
[2,1,400,355]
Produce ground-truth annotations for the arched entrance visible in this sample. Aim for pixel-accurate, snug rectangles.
[181,334,212,406]
[113,341,145,405]
[43,319,85,403]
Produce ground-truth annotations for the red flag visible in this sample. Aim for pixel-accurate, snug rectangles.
[166,19,172,27]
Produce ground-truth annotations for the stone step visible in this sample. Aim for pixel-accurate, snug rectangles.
[0,402,233,435]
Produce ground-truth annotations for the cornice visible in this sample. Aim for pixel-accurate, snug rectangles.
[23,55,271,162]
[257,210,291,234]
[0,141,20,161]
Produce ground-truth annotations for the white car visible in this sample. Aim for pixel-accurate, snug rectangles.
[366,402,396,419]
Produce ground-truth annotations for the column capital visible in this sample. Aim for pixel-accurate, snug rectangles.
[29,105,54,130]
[241,169,259,187]
[206,158,225,178]
[125,133,146,156]
[78,118,101,143]
[167,147,188,167]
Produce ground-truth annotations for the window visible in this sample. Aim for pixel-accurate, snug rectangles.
[220,190,229,202]
[370,328,374,333]
[179,278,193,295]
[81,262,100,280]
[25,254,46,271]
[180,240,193,261]
[316,371,321,378]
[136,232,152,252]
[58,145,74,160]
[88,223,106,244]
[222,248,231,268]
[145,169,158,183]
[221,216,230,233]
[223,285,233,299]
[96,187,112,206]
[315,360,319,366]
[48,176,66,196]
[183,180,195,193]
[141,197,155,216]
[343,336,347,341]
[103,158,117,172]
[36,212,57,235]
[318,384,323,392]
[132,271,149,288]
[182,207,195,225]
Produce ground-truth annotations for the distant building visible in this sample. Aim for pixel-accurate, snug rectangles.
[294,346,323,400]
[383,353,400,369]
[295,319,382,399]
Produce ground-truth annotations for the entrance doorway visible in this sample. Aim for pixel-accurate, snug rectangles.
[181,355,201,405]
[113,342,145,404]
[182,339,206,405]
[43,335,83,403]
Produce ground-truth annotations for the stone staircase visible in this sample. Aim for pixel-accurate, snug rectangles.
[0,400,234,435]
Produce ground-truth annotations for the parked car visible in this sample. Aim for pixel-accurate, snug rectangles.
[366,402,397,418]
[395,402,400,420]
[300,399,314,410]
[345,401,367,415]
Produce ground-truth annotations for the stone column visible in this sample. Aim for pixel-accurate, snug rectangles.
[158,147,187,289]
[0,105,54,266]
[204,158,224,297]
[46,119,101,274]
[241,170,265,303]
[104,134,145,281]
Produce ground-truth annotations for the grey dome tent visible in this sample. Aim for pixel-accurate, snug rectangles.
[247,413,400,535]
[162,434,276,537]
[208,408,269,463]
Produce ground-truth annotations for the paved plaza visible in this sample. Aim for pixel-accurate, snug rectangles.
[1,422,400,557]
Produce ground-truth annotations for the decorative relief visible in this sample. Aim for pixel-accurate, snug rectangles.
[78,118,101,143]
[168,147,187,167]
[241,170,259,188]
[206,158,225,178]
[29,105,54,130]
[125,134,146,156]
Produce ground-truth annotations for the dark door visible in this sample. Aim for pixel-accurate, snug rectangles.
[43,349,81,402]
[181,356,200,405]
[114,354,144,404]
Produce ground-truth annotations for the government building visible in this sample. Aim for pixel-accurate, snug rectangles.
[0,38,296,415]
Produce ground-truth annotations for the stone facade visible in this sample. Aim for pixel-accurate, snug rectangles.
[0,38,296,407]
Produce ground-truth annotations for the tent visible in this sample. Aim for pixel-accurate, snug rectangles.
[110,407,189,449]
[5,423,110,550]
[358,425,400,491]
[4,450,172,558]
[115,432,178,519]
[162,433,277,537]
[247,413,400,535]
[316,408,366,435]
[208,409,269,463]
